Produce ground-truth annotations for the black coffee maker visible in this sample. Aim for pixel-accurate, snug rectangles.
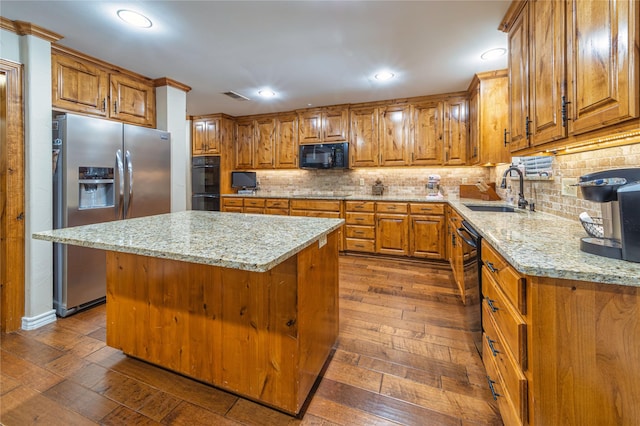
[577,168,640,262]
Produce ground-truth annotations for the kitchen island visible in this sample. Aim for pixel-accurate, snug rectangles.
[33,211,344,415]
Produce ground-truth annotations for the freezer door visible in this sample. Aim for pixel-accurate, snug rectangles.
[123,125,171,218]
[54,114,122,316]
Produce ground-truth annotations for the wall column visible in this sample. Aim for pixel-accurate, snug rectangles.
[154,79,191,212]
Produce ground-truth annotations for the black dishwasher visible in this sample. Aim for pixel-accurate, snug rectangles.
[456,220,482,356]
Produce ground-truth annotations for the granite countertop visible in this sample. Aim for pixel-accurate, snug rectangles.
[449,200,640,287]
[32,211,344,272]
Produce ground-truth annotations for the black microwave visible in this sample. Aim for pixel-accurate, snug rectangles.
[299,142,349,169]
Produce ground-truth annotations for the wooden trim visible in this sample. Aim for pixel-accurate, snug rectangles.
[499,0,527,33]
[0,59,25,332]
[1,17,63,42]
[51,44,153,84]
[13,20,63,42]
[153,77,191,92]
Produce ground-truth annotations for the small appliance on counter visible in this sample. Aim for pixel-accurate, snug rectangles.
[426,174,443,199]
[372,179,385,196]
[576,168,640,262]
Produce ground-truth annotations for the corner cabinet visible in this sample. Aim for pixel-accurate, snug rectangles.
[52,49,155,127]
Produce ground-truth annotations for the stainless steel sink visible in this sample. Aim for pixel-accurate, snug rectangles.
[464,204,518,213]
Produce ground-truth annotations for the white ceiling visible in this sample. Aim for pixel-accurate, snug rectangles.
[2,1,510,117]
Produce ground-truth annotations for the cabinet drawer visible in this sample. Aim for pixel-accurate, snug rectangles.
[290,199,341,212]
[345,201,375,212]
[483,268,527,368]
[410,203,445,215]
[346,212,375,225]
[222,206,243,213]
[483,335,527,426]
[376,202,408,213]
[222,198,243,207]
[482,241,527,314]
[265,208,289,216]
[346,225,375,239]
[290,210,341,219]
[345,238,376,253]
[266,199,289,209]
[244,198,265,208]
[244,207,264,214]
[483,300,526,368]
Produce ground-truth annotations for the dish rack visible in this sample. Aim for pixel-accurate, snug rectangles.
[580,216,604,238]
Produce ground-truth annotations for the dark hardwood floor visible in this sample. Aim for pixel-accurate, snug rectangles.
[1,255,501,425]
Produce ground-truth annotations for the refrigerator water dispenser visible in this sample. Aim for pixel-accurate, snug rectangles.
[78,166,114,209]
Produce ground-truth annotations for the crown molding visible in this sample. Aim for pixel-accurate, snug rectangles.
[1,17,63,42]
[153,77,192,93]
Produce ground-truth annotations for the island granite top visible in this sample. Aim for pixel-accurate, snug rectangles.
[32,211,344,272]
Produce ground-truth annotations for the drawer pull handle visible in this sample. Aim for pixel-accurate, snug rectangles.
[486,297,499,312]
[356,218,364,221]
[355,244,364,248]
[486,376,501,400]
[486,335,500,357]
[485,261,498,273]
[355,231,364,235]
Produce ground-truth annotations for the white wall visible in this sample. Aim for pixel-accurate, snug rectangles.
[0,30,57,329]
[155,85,190,212]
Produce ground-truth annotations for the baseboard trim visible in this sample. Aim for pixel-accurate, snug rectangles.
[21,309,57,330]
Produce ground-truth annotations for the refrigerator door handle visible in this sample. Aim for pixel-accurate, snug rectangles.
[125,150,133,218]
[116,149,125,219]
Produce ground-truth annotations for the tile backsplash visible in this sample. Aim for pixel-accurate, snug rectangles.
[255,167,491,198]
[492,142,640,221]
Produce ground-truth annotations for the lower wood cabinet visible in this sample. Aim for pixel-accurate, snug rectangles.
[344,201,376,253]
[410,203,446,260]
[376,213,409,256]
[481,239,640,426]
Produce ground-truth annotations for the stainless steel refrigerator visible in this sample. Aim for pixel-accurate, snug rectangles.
[52,113,171,317]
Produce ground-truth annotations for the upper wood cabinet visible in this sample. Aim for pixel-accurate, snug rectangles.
[235,119,254,169]
[503,0,639,152]
[566,0,639,134]
[254,117,276,169]
[350,106,379,167]
[443,98,468,165]
[275,114,298,168]
[52,53,109,118]
[192,117,220,155]
[379,104,410,166]
[298,106,349,144]
[233,114,298,169]
[52,49,156,127]
[468,70,510,165]
[411,101,443,165]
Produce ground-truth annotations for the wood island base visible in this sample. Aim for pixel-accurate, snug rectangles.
[105,230,339,415]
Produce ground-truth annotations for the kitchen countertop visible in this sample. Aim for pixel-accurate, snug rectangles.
[224,192,640,286]
[32,211,344,272]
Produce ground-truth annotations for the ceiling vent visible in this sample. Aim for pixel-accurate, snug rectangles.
[222,91,250,101]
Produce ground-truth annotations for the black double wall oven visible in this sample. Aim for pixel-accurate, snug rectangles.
[191,156,220,211]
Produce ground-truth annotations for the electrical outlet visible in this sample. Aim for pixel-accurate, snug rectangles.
[359,178,365,186]
[562,178,577,197]
[461,177,468,184]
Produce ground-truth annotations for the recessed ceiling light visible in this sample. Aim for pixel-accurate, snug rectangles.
[117,9,152,28]
[258,89,276,98]
[480,48,507,60]
[374,71,395,81]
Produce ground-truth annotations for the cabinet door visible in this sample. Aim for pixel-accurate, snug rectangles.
[235,120,254,169]
[376,214,409,256]
[479,74,510,164]
[567,0,639,134]
[254,117,275,169]
[204,119,220,154]
[410,215,445,260]
[468,85,480,165]
[411,101,443,165]
[298,109,323,144]
[444,99,467,165]
[52,53,109,117]
[276,114,298,168]
[323,106,349,141]
[192,120,207,156]
[379,105,410,166]
[350,107,379,167]
[110,74,155,127]
[529,0,567,146]
[508,5,530,151]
